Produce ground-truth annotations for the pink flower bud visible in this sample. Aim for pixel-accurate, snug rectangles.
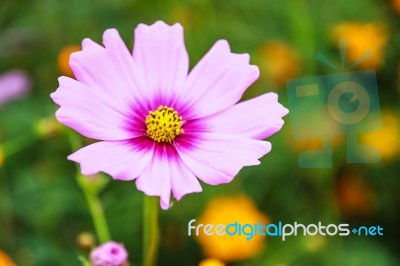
[90,241,128,266]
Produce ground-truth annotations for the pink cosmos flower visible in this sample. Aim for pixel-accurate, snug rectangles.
[0,70,30,107]
[90,241,128,266]
[51,21,288,209]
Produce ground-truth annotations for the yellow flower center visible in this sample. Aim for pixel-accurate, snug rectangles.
[146,105,183,143]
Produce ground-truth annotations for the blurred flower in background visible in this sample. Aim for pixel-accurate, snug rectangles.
[57,45,81,77]
[76,232,95,251]
[392,0,400,13]
[334,169,376,218]
[361,111,400,161]
[198,258,225,266]
[169,6,195,28]
[0,70,31,107]
[332,22,388,69]
[196,195,269,262]
[90,241,128,266]
[0,250,16,266]
[34,116,62,139]
[257,41,299,88]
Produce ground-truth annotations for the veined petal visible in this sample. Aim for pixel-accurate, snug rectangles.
[175,133,271,185]
[197,93,289,139]
[135,144,202,209]
[168,147,202,201]
[179,40,260,119]
[68,137,154,181]
[70,29,149,118]
[133,21,189,108]
[51,77,144,140]
[135,144,171,209]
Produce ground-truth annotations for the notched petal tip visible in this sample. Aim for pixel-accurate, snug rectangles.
[81,38,99,50]
[171,22,184,30]
[135,20,184,37]
[282,106,290,116]
[249,64,260,78]
[213,39,230,52]
[211,40,259,77]
[262,141,272,154]
[264,92,290,116]
[103,28,118,35]
[160,198,171,210]
[49,92,59,104]
[67,153,96,176]
[102,28,121,45]
[212,40,258,65]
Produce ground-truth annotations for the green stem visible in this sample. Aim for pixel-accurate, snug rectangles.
[77,173,111,243]
[143,196,159,266]
[1,133,36,157]
[68,130,110,244]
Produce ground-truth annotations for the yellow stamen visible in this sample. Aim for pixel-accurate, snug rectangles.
[145,105,183,143]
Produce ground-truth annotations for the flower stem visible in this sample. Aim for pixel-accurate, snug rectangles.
[1,133,36,157]
[68,130,110,244]
[77,173,111,243]
[143,195,159,266]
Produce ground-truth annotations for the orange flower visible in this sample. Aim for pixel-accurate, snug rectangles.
[198,258,225,266]
[361,111,400,161]
[332,22,388,69]
[257,41,299,88]
[196,195,268,262]
[335,169,375,218]
[392,0,400,13]
[0,250,16,266]
[57,45,81,77]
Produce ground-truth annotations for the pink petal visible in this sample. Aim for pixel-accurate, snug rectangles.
[90,241,128,266]
[135,144,202,209]
[168,147,202,201]
[175,133,271,185]
[68,137,154,181]
[179,40,260,119]
[51,77,144,140]
[135,145,171,209]
[133,21,189,109]
[69,29,149,117]
[197,92,289,139]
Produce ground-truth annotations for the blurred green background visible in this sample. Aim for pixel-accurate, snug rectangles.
[0,0,400,265]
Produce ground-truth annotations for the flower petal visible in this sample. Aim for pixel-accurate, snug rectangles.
[51,77,144,140]
[68,137,154,180]
[168,148,202,201]
[133,21,189,108]
[197,92,289,139]
[179,40,260,119]
[135,144,202,209]
[135,144,171,209]
[175,133,271,185]
[70,29,149,117]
